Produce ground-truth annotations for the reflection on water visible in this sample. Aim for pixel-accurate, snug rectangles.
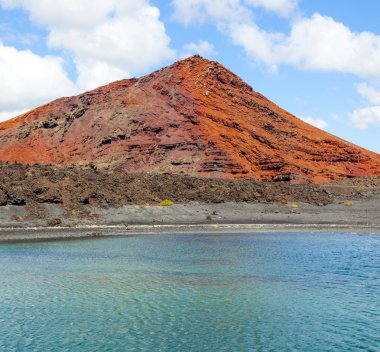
[0,233,379,351]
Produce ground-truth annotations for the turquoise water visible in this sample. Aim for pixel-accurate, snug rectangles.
[0,233,379,351]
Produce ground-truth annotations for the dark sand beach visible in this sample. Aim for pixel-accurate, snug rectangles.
[1,196,379,242]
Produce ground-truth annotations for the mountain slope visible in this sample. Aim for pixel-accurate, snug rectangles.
[0,55,379,183]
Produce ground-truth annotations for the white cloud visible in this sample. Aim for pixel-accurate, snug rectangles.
[2,0,175,90]
[356,82,380,105]
[300,116,328,130]
[229,22,284,72]
[230,14,380,79]
[0,42,75,113]
[172,1,380,80]
[75,60,128,92]
[349,83,380,129]
[244,0,298,17]
[181,40,216,58]
[172,0,251,26]
[1,0,112,28]
[171,0,297,24]
[0,108,30,123]
[283,15,380,77]
[350,106,380,129]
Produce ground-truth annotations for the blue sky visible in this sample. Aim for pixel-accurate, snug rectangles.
[1,1,380,153]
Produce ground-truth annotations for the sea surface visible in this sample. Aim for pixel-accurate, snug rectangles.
[0,232,379,351]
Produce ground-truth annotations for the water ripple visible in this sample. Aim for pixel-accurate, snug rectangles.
[0,232,379,351]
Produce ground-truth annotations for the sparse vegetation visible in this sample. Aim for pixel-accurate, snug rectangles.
[158,199,174,206]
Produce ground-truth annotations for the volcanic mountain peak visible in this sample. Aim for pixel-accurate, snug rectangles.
[0,55,379,183]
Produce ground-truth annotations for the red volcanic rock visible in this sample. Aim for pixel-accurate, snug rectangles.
[0,55,380,183]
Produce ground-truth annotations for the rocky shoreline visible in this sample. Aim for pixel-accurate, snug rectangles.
[1,162,380,215]
[1,162,379,241]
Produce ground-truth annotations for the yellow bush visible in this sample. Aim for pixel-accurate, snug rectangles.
[158,199,174,206]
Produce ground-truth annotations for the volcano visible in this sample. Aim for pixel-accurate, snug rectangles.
[0,55,379,183]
